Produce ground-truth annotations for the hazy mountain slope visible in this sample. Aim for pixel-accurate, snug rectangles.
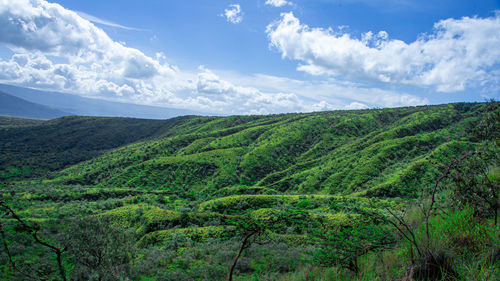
[0,84,205,119]
[52,103,485,197]
[0,91,70,119]
[0,115,195,180]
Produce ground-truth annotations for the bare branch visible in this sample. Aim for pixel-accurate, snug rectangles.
[0,201,67,281]
[424,153,471,245]
[384,207,422,257]
[0,220,40,280]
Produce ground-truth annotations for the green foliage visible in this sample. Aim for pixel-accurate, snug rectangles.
[214,185,279,197]
[139,225,237,247]
[199,195,335,213]
[314,224,394,273]
[63,216,136,281]
[16,102,483,196]
[396,205,499,280]
[0,115,192,180]
[450,147,499,223]
[0,102,497,280]
[0,116,44,128]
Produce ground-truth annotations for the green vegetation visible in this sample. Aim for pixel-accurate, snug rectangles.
[0,102,498,280]
[0,115,192,180]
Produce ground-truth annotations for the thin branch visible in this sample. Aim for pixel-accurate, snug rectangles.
[424,153,470,245]
[0,220,40,280]
[227,230,257,281]
[0,201,67,281]
[384,207,422,256]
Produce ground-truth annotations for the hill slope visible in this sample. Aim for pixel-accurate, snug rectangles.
[0,115,195,180]
[0,91,70,119]
[0,102,497,281]
[51,103,485,197]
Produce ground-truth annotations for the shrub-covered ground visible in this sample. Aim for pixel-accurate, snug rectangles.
[0,102,498,280]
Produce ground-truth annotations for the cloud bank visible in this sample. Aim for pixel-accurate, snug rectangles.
[0,0,429,114]
[267,12,500,92]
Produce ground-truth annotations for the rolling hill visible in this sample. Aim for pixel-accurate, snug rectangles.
[0,115,194,180]
[0,102,487,198]
[50,102,485,198]
[0,102,497,281]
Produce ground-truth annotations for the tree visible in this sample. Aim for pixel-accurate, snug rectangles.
[226,207,310,281]
[451,100,499,225]
[384,154,472,280]
[62,216,135,281]
[451,150,499,225]
[314,224,393,273]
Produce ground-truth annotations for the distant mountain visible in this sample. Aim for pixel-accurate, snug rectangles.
[0,91,70,119]
[0,84,206,119]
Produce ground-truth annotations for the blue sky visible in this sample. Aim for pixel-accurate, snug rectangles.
[0,0,499,114]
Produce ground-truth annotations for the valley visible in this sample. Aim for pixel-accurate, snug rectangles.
[0,102,498,280]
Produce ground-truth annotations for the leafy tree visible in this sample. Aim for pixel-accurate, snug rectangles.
[451,100,499,225]
[314,224,393,273]
[226,207,311,281]
[62,216,136,281]
[450,149,499,225]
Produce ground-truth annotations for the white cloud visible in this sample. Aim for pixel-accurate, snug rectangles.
[0,0,332,114]
[0,0,165,81]
[266,12,500,92]
[222,4,243,24]
[75,11,144,31]
[265,0,292,7]
[218,71,429,109]
[195,67,316,114]
[0,0,430,115]
[345,102,369,110]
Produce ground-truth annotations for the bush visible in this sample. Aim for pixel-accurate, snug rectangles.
[63,216,136,281]
[314,224,394,274]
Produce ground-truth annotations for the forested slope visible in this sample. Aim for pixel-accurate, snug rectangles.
[53,103,484,198]
[0,115,193,180]
[0,102,497,281]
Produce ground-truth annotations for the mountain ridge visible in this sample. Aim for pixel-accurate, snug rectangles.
[0,91,70,119]
[0,83,207,119]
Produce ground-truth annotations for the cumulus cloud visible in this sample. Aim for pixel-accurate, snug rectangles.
[0,0,329,114]
[265,0,292,7]
[196,68,315,114]
[345,102,369,110]
[0,0,165,82]
[266,12,500,92]
[222,4,243,24]
[224,72,428,109]
[0,0,430,115]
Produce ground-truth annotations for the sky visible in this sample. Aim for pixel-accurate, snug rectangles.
[0,0,499,115]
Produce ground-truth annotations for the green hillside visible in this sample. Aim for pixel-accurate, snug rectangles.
[0,102,497,281]
[53,103,483,197]
[0,115,193,180]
